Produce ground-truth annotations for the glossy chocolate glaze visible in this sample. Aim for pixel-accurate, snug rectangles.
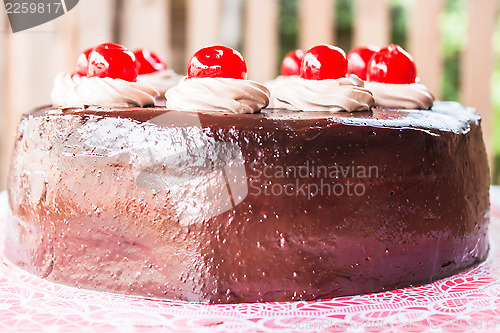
[6,102,490,303]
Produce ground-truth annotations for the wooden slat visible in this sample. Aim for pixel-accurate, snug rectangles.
[7,23,58,113]
[76,0,115,51]
[186,0,222,58]
[121,0,171,64]
[43,0,116,86]
[461,0,498,166]
[0,11,7,190]
[53,3,80,73]
[353,0,389,48]
[4,20,58,186]
[244,0,279,82]
[407,0,443,99]
[52,0,116,81]
[298,0,334,50]
[220,0,244,49]
[52,0,115,73]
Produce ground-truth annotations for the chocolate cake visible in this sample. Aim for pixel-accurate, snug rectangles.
[6,101,490,303]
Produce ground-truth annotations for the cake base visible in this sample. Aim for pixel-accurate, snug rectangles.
[6,102,490,303]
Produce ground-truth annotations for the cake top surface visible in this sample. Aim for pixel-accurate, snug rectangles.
[29,101,478,135]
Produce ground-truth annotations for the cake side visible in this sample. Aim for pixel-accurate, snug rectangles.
[6,104,490,303]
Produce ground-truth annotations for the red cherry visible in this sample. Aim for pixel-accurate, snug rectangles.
[300,44,347,80]
[347,45,380,80]
[87,43,138,82]
[133,48,167,75]
[366,44,417,84]
[187,45,247,79]
[75,47,94,76]
[281,49,304,76]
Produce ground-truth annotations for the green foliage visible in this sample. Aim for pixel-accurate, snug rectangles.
[335,0,353,51]
[278,0,298,69]
[441,0,466,102]
[389,0,408,49]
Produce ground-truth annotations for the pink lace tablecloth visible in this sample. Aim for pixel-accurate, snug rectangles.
[1,189,500,333]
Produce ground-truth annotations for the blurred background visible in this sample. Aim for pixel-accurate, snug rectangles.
[0,0,499,190]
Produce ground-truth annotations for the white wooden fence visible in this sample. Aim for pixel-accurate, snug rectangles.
[0,0,498,189]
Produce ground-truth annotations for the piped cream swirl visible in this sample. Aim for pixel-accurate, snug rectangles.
[265,75,296,108]
[165,77,270,114]
[51,73,158,107]
[136,69,182,95]
[364,81,434,109]
[267,75,374,112]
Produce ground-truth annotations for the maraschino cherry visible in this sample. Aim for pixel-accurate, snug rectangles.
[366,44,416,84]
[300,44,347,80]
[75,47,93,76]
[133,48,167,75]
[281,49,304,76]
[347,45,380,80]
[187,45,247,79]
[88,43,138,82]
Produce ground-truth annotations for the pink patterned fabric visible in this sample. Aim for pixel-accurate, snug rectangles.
[1,190,500,332]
